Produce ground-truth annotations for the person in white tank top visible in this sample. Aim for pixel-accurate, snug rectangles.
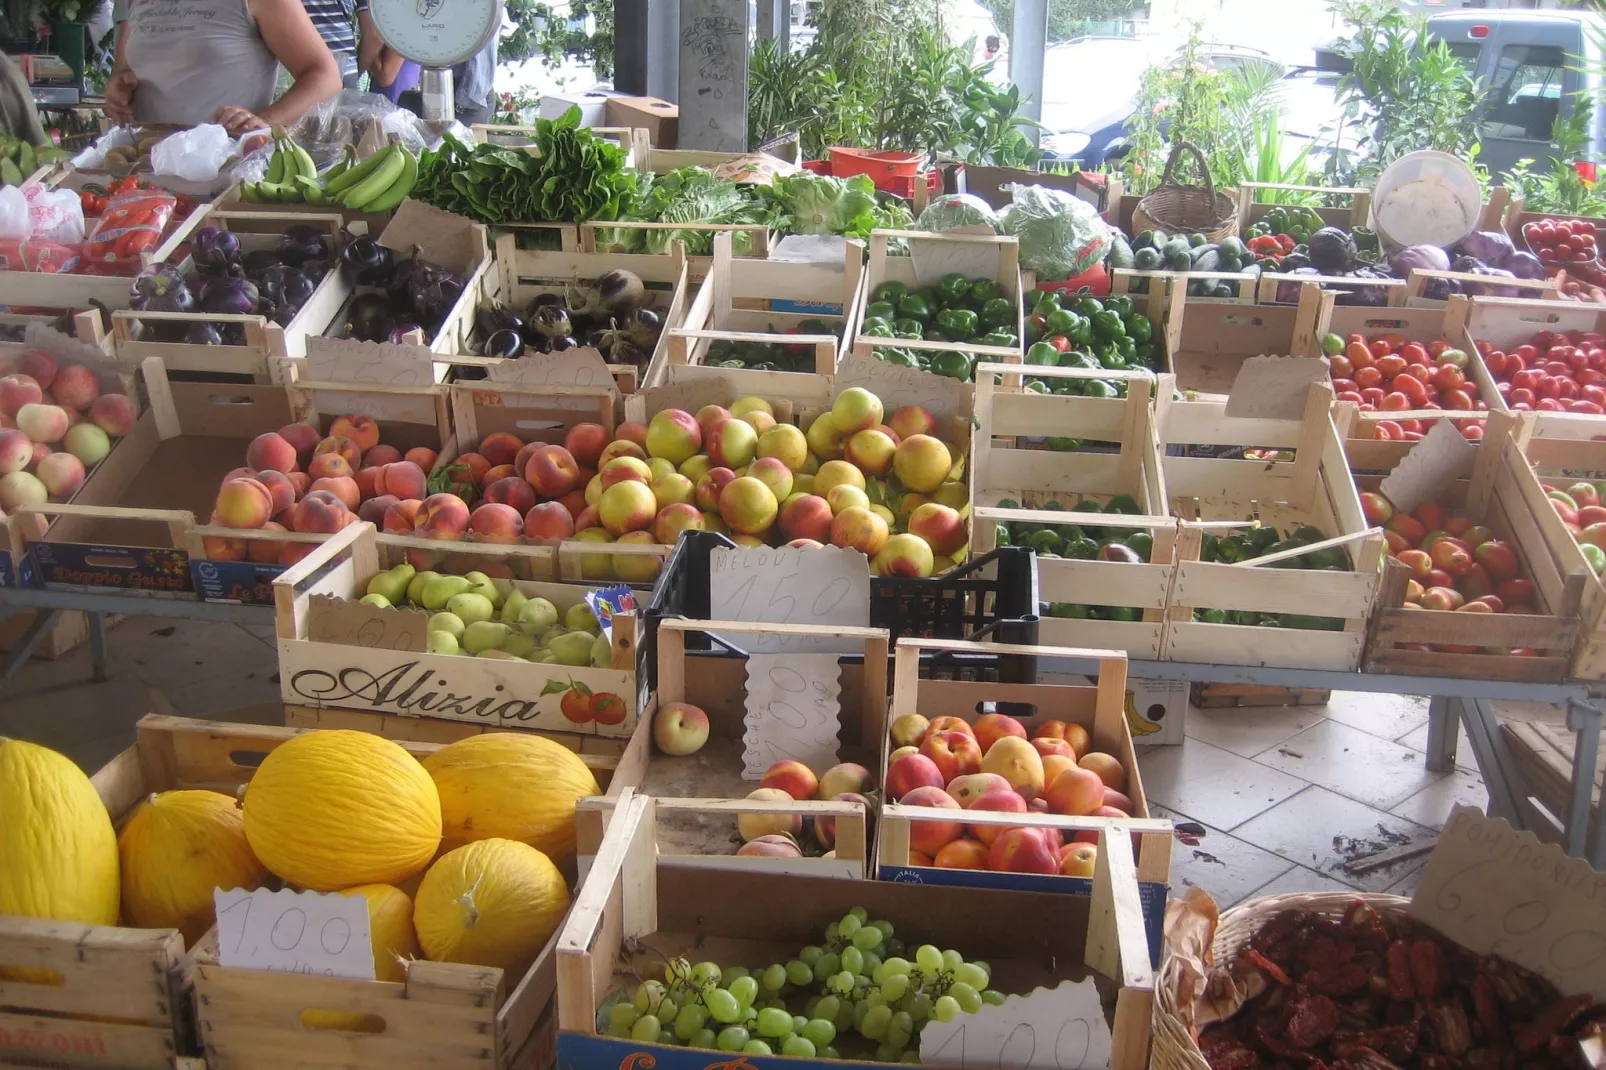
[103,0,340,135]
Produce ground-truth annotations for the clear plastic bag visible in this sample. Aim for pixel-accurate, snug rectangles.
[916,193,999,234]
[151,123,235,181]
[998,184,1113,282]
[81,188,177,275]
[0,185,31,241]
[0,239,81,273]
[24,184,85,245]
[289,90,431,172]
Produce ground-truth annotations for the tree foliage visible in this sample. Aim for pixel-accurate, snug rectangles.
[974,0,1142,45]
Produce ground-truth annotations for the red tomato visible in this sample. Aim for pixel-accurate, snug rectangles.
[1511,387,1536,406]
[1346,333,1367,347]
[1353,365,1384,389]
[1369,339,1394,360]
[1484,350,1508,376]
[1392,372,1428,406]
[1375,354,1408,379]
[1332,377,1358,394]
[1462,423,1484,440]
[1405,362,1432,381]
[1428,340,1450,359]
[1558,377,1581,400]
[1570,400,1604,414]
[1514,368,1545,391]
[1361,387,1386,406]
[1336,390,1365,404]
[1400,419,1424,434]
[1403,430,1425,441]
[1346,341,1374,367]
[1546,360,1572,377]
[1377,333,1407,351]
[1443,388,1475,410]
[1516,343,1539,363]
[1538,397,1564,411]
[1329,354,1354,378]
[1434,365,1466,392]
[1400,342,1429,364]
[1375,419,1405,440]
[1380,391,1412,411]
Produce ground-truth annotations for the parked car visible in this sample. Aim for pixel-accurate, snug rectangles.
[1038,36,1161,164]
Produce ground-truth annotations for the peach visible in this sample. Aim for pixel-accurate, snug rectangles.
[478,431,524,468]
[825,483,869,516]
[88,393,137,438]
[612,530,664,583]
[0,468,42,508]
[221,464,257,486]
[885,752,945,801]
[894,434,953,494]
[359,493,399,525]
[1036,720,1091,756]
[51,364,99,410]
[525,444,580,499]
[645,408,702,464]
[329,414,381,453]
[0,428,31,474]
[599,480,658,535]
[927,716,975,739]
[364,443,402,468]
[35,451,84,499]
[747,456,794,502]
[966,789,1028,846]
[286,471,310,497]
[730,396,773,420]
[216,478,274,529]
[522,500,575,542]
[909,502,967,557]
[469,502,524,543]
[0,374,41,418]
[934,838,989,870]
[876,424,901,446]
[279,541,320,567]
[201,532,248,561]
[17,403,68,444]
[890,405,937,441]
[695,405,733,441]
[653,502,705,545]
[484,475,537,514]
[819,762,872,799]
[756,423,808,471]
[64,423,111,466]
[974,713,1028,754]
[777,493,834,543]
[889,746,918,764]
[600,456,652,488]
[255,470,296,517]
[583,474,603,508]
[649,471,695,509]
[596,441,646,474]
[1041,754,1077,788]
[19,350,56,389]
[403,446,438,471]
[563,423,610,467]
[831,387,884,434]
[453,452,491,486]
[247,522,287,563]
[573,506,601,532]
[306,452,354,481]
[948,772,1011,807]
[374,460,427,501]
[845,429,897,476]
[813,459,865,499]
[830,506,888,556]
[382,498,423,534]
[24,441,48,467]
[572,526,616,579]
[1079,752,1127,792]
[1043,766,1105,817]
[989,826,1059,875]
[694,467,737,512]
[760,759,819,801]
[981,736,1045,800]
[355,466,381,500]
[277,423,322,467]
[873,533,936,578]
[479,463,517,488]
[1102,788,1134,815]
[901,786,964,856]
[309,476,360,511]
[314,434,362,471]
[557,488,587,520]
[741,410,777,437]
[718,476,778,535]
[615,420,649,449]
[920,730,983,784]
[1060,843,1098,878]
[707,417,758,469]
[813,791,868,852]
[1033,738,1076,761]
[415,493,471,539]
[737,835,803,859]
[737,788,803,841]
[700,510,727,535]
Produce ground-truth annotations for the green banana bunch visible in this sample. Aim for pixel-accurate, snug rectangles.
[331,143,418,212]
[256,133,319,202]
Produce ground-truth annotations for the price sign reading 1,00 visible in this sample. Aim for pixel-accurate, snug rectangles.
[923,1017,1096,1070]
[213,887,376,981]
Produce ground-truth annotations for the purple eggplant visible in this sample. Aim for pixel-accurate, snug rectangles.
[279,225,327,267]
[411,274,465,328]
[184,321,224,345]
[132,264,196,314]
[243,249,283,276]
[482,328,524,358]
[200,276,261,316]
[279,271,316,312]
[475,301,522,340]
[192,226,241,276]
[340,236,395,286]
[300,260,330,285]
[345,293,394,342]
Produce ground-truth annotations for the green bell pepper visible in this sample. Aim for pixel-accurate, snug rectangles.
[934,307,979,340]
[873,281,908,305]
[896,294,932,323]
[1025,341,1061,367]
[1125,315,1152,345]
[862,321,895,338]
[1106,295,1134,317]
[936,273,970,305]
[1092,309,1126,341]
[1083,378,1117,398]
[979,330,1017,348]
[929,350,972,381]
[970,279,1000,305]
[980,297,1015,328]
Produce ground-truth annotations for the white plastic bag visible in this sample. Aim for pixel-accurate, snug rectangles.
[23,184,84,245]
[0,185,32,241]
[152,123,234,181]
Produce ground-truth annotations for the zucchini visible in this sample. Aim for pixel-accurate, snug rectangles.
[1162,239,1192,271]
[1191,248,1222,273]
[1133,246,1163,270]
[1132,230,1156,251]
[1106,234,1135,270]
[1187,232,1207,247]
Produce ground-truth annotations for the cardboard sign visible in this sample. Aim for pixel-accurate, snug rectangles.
[772,234,851,263]
[639,376,738,419]
[742,652,843,777]
[919,978,1113,1070]
[306,594,428,652]
[305,336,436,387]
[835,353,968,422]
[708,544,870,654]
[214,887,376,980]
[381,198,486,275]
[908,235,1004,289]
[1412,807,1606,1000]
[1380,419,1478,516]
[1224,356,1330,420]
[485,347,621,395]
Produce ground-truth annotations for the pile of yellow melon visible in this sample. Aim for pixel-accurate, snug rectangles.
[0,729,600,990]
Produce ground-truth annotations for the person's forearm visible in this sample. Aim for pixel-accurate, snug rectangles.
[258,65,339,127]
[357,9,382,72]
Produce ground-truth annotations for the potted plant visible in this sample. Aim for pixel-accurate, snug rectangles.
[36,0,89,83]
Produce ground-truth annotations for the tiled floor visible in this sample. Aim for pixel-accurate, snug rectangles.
[0,614,1569,911]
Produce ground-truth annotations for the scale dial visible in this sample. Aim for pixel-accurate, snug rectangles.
[370,0,499,67]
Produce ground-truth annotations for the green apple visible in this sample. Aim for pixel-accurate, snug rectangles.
[427,630,460,655]
[517,596,559,635]
[463,620,513,655]
[447,592,496,625]
[407,569,441,606]
[360,593,392,609]
[565,602,600,633]
[421,575,472,611]
[428,612,465,640]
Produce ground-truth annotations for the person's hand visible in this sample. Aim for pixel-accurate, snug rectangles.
[103,69,137,123]
[213,106,268,135]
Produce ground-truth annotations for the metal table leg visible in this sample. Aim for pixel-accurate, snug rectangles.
[87,612,108,682]
[1563,698,1603,863]
[0,608,61,684]
[1425,694,1459,773]
[1458,696,1528,825]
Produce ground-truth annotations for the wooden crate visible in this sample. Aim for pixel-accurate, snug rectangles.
[1167,281,1329,396]
[652,231,864,409]
[578,220,773,283]
[1500,720,1602,845]
[273,520,644,736]
[1158,384,1384,671]
[1191,683,1331,708]
[875,638,1171,893]
[1325,296,1510,472]
[970,365,1174,658]
[556,791,1160,1070]
[1363,419,1583,682]
[113,209,351,381]
[1254,270,1408,308]
[850,229,1023,376]
[1461,294,1606,437]
[1233,182,1371,236]
[1401,267,1560,308]
[1101,267,1259,313]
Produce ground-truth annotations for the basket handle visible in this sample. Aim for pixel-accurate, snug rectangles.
[1159,141,1214,201]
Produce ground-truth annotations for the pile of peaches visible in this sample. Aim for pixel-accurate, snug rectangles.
[882,710,1135,878]
[0,350,137,512]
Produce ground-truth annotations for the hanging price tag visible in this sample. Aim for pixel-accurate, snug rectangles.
[214,887,376,980]
[742,652,843,778]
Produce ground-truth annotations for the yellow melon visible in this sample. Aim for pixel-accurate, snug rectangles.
[119,789,265,945]
[413,839,570,978]
[422,733,601,868]
[298,883,420,1033]
[0,737,118,926]
[242,730,441,891]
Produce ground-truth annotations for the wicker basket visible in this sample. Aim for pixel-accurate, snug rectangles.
[1132,142,1239,242]
[1153,891,1409,1070]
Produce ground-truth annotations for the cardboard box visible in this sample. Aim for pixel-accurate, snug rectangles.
[540,89,615,127]
[605,95,678,147]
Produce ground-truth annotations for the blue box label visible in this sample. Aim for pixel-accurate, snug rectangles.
[30,541,193,594]
[191,558,285,605]
[770,298,844,316]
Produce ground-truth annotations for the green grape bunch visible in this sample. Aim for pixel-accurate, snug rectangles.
[597,906,1008,1062]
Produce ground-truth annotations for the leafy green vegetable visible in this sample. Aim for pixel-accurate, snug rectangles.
[758,172,881,239]
[594,168,766,255]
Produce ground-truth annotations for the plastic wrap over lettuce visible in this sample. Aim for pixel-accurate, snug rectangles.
[997,184,1112,281]
[916,193,999,234]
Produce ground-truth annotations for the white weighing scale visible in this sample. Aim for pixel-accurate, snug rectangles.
[368,0,501,120]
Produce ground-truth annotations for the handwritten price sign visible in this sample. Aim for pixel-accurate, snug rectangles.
[919,979,1112,1070]
[742,653,842,778]
[709,544,869,655]
[214,887,376,980]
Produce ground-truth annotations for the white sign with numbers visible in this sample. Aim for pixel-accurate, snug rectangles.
[214,887,376,980]
[919,978,1111,1070]
[742,652,843,777]
[709,544,870,655]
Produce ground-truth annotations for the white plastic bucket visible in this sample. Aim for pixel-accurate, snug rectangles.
[1368,151,1482,252]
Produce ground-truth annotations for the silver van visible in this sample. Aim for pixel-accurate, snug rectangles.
[1424,9,1606,177]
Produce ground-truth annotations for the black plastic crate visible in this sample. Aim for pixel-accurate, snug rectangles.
[643,531,1040,690]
